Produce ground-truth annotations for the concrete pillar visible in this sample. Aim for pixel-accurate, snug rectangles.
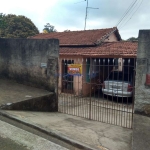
[135,30,150,116]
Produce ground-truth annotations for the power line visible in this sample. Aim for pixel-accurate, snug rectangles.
[118,0,142,28]
[116,0,139,27]
[119,0,144,29]
[116,0,138,26]
[97,0,143,44]
[117,0,141,28]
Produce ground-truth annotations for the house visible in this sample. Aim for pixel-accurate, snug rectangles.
[30,27,138,96]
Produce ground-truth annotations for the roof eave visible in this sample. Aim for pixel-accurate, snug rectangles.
[60,53,137,58]
[114,28,122,41]
[60,44,96,47]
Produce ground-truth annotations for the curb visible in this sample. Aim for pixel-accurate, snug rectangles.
[0,110,96,150]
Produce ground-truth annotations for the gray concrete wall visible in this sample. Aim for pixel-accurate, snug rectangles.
[0,38,59,92]
[135,30,150,116]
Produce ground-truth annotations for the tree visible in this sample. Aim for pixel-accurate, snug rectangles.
[126,37,138,41]
[64,29,70,32]
[0,13,6,29]
[43,23,57,33]
[0,13,6,37]
[0,14,39,38]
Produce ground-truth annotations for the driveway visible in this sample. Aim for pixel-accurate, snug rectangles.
[58,93,133,128]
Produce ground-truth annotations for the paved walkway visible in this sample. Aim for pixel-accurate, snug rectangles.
[0,136,28,150]
[0,79,51,106]
[0,79,132,150]
[0,120,68,150]
[1,110,132,150]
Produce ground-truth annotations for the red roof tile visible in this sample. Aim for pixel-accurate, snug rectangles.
[60,42,138,57]
[30,27,120,46]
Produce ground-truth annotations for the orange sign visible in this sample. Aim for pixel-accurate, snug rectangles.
[68,64,82,75]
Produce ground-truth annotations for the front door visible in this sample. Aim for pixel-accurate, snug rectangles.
[62,60,74,93]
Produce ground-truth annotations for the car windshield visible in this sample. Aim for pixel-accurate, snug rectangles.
[108,72,131,82]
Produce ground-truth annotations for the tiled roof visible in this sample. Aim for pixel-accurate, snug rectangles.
[60,41,138,57]
[30,27,120,46]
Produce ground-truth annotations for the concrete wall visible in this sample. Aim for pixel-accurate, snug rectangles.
[0,38,59,92]
[135,30,150,116]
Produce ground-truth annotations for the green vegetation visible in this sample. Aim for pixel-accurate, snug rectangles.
[0,13,6,29]
[0,14,39,38]
[43,23,57,33]
[126,37,138,41]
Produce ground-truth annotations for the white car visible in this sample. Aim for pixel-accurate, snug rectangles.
[102,71,133,97]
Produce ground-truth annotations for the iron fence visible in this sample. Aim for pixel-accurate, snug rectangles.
[58,57,136,128]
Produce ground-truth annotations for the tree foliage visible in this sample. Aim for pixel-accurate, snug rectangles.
[64,29,70,32]
[43,23,57,33]
[0,13,6,29]
[0,14,39,38]
[126,37,138,41]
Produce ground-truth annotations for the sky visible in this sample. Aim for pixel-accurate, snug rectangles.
[0,0,149,40]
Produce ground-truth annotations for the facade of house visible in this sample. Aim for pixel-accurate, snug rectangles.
[31,27,138,96]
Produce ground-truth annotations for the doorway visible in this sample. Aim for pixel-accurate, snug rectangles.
[62,60,74,93]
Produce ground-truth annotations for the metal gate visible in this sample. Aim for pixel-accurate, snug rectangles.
[58,57,136,128]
